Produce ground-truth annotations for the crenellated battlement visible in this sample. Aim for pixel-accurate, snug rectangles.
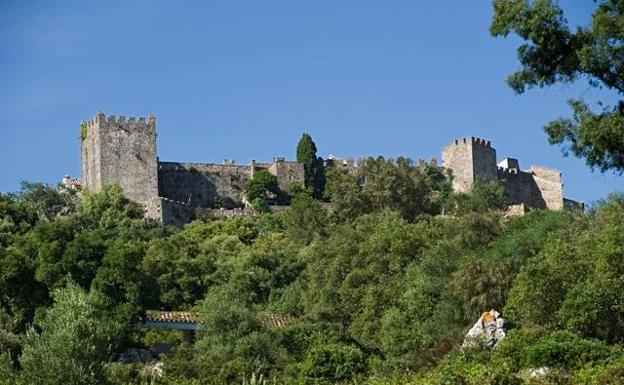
[497,166,520,176]
[450,136,491,148]
[79,110,579,224]
[81,112,158,205]
[82,112,155,129]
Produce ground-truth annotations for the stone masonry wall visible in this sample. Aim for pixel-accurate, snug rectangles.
[530,166,564,210]
[442,137,496,192]
[443,136,571,211]
[81,119,102,191]
[268,158,305,191]
[442,139,474,192]
[158,162,250,209]
[497,168,546,209]
[80,111,579,225]
[81,112,158,204]
[471,138,497,183]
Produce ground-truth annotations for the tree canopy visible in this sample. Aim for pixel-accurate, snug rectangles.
[296,133,324,198]
[491,0,624,173]
[0,177,623,385]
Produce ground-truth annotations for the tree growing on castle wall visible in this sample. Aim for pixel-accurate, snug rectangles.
[324,157,447,222]
[490,0,624,173]
[448,180,508,215]
[244,170,280,210]
[296,133,325,198]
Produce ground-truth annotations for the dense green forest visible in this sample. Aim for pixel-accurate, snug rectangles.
[2,0,623,383]
[1,153,624,385]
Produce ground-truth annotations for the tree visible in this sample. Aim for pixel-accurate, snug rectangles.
[244,170,279,204]
[0,194,37,251]
[19,282,113,385]
[491,0,624,173]
[296,133,324,197]
[449,180,507,215]
[358,156,430,219]
[324,166,368,222]
[143,220,246,309]
[282,192,328,245]
[77,184,144,230]
[325,157,442,221]
[190,285,286,384]
[300,341,365,383]
[18,182,76,221]
[90,236,160,350]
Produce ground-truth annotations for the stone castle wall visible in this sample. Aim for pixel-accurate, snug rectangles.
[530,166,564,210]
[81,112,158,204]
[145,196,259,227]
[442,136,568,211]
[497,167,545,208]
[81,119,102,192]
[157,162,250,209]
[441,137,496,192]
[268,159,305,191]
[471,138,497,183]
[80,112,581,226]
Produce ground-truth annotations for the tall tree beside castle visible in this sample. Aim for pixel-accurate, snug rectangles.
[490,0,624,173]
[296,133,324,197]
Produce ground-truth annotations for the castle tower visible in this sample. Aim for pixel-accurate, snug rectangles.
[441,137,497,192]
[268,157,305,191]
[80,112,158,203]
[529,166,564,210]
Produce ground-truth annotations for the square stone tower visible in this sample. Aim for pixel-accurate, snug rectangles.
[441,137,497,192]
[80,112,158,203]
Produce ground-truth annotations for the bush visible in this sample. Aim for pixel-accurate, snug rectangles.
[573,357,624,385]
[300,341,366,383]
[252,197,270,214]
[495,330,617,371]
[450,180,507,215]
[19,282,114,385]
[524,331,616,370]
[245,171,279,203]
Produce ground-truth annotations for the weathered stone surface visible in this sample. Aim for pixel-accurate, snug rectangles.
[268,158,305,192]
[442,136,579,211]
[81,112,158,204]
[442,137,497,193]
[80,112,307,225]
[158,162,250,208]
[462,309,506,349]
[80,112,583,226]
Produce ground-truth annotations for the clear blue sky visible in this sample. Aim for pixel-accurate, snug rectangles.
[0,0,620,203]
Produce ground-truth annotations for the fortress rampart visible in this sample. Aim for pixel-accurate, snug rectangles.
[158,162,251,209]
[80,112,304,225]
[442,136,574,211]
[80,113,582,225]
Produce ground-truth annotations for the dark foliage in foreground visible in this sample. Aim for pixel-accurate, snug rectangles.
[0,180,623,384]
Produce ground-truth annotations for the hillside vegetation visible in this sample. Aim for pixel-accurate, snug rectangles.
[1,164,623,384]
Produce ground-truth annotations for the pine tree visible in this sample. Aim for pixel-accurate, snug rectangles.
[296,133,322,197]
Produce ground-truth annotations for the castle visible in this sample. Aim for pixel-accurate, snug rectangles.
[79,112,582,225]
[441,137,583,214]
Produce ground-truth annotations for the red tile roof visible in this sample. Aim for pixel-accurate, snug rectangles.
[145,311,198,324]
[144,311,296,328]
[262,314,297,328]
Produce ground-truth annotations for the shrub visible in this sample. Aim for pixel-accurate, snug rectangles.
[495,330,617,371]
[300,341,366,383]
[80,123,87,141]
[245,171,279,203]
[19,282,114,385]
